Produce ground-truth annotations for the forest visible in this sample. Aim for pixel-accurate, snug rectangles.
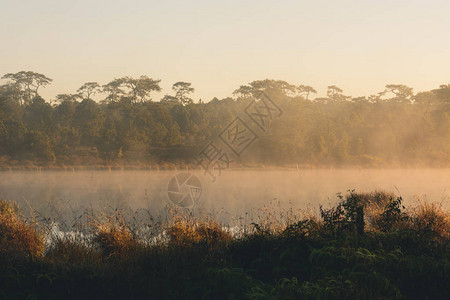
[0,71,449,168]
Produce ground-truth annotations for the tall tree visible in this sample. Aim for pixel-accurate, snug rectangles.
[1,71,52,105]
[121,76,161,103]
[233,79,296,98]
[77,82,101,100]
[297,85,317,100]
[102,78,125,103]
[327,85,349,102]
[327,85,343,97]
[384,84,414,103]
[173,82,195,105]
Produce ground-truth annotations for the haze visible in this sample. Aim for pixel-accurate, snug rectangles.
[1,0,450,101]
[1,169,448,225]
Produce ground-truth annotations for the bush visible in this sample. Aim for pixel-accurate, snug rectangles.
[0,191,449,299]
[370,196,410,232]
[92,214,137,258]
[167,216,232,246]
[413,201,450,241]
[0,200,44,259]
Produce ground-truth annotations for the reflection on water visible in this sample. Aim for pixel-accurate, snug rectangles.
[0,169,448,221]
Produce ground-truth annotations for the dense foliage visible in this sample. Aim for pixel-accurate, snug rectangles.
[1,72,449,167]
[0,191,448,299]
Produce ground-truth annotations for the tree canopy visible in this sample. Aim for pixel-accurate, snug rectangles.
[0,71,448,168]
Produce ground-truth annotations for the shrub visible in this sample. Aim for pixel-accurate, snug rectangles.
[413,200,450,241]
[0,199,44,259]
[354,190,395,230]
[167,216,232,246]
[370,196,410,232]
[92,214,137,258]
[319,191,412,235]
[319,191,367,235]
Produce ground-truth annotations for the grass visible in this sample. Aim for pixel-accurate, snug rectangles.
[0,200,44,259]
[0,191,449,299]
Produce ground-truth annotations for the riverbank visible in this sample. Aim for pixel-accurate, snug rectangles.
[0,191,449,299]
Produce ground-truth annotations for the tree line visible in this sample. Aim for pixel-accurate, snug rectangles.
[0,71,449,167]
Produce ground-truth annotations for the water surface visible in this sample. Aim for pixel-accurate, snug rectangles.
[0,169,448,221]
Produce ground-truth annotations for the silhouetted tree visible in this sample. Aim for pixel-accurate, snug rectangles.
[121,76,161,103]
[173,82,195,105]
[297,85,317,100]
[77,82,101,100]
[103,78,125,103]
[384,84,414,103]
[1,71,52,105]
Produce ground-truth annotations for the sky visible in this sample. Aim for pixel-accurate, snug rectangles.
[1,0,449,102]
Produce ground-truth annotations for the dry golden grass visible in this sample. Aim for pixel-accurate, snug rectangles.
[91,213,137,258]
[412,200,450,240]
[0,200,44,259]
[231,200,301,236]
[166,211,232,246]
[254,201,295,234]
[359,190,397,231]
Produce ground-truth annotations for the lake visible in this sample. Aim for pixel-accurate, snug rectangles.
[0,169,449,223]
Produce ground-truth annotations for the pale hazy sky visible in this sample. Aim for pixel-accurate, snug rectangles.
[1,0,449,101]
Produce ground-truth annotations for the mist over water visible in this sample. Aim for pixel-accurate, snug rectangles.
[0,169,448,223]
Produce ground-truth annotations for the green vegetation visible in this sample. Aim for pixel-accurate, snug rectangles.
[1,72,449,168]
[0,191,449,299]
